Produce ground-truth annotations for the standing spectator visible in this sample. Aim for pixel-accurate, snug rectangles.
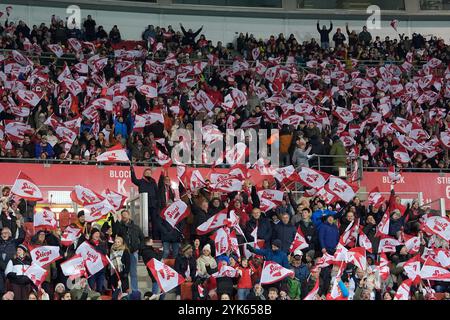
[96,26,108,40]
[5,244,32,300]
[332,27,346,47]
[245,208,272,248]
[86,228,107,294]
[111,210,145,293]
[140,237,162,299]
[109,25,121,43]
[271,213,296,253]
[319,214,339,255]
[358,25,372,46]
[180,23,203,47]
[329,136,346,175]
[236,258,254,300]
[83,15,96,41]
[35,135,54,159]
[174,244,197,299]
[316,20,333,49]
[247,239,289,269]
[292,138,312,169]
[346,23,358,48]
[130,166,161,239]
[109,236,131,293]
[0,227,25,295]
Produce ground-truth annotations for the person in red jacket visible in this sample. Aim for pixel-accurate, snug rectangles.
[236,258,255,300]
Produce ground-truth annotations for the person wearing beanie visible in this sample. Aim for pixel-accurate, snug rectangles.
[87,227,107,294]
[196,244,217,277]
[174,243,197,299]
[5,244,32,300]
[246,239,289,269]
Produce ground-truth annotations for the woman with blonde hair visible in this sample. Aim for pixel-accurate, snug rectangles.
[110,236,131,293]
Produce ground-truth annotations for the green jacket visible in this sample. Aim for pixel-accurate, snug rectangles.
[287,277,301,300]
[329,141,346,167]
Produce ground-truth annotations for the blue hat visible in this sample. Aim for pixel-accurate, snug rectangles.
[216,254,230,265]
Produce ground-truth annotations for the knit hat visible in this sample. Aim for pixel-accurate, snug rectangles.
[272,239,282,249]
[182,243,192,253]
[90,227,101,238]
[17,244,28,253]
[202,244,211,252]
[77,210,85,218]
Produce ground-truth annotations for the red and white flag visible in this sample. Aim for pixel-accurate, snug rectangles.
[60,254,87,279]
[376,210,390,238]
[420,257,450,281]
[101,189,127,211]
[421,216,450,241]
[325,176,357,203]
[394,279,412,300]
[388,166,402,184]
[403,255,421,284]
[378,253,390,281]
[252,48,260,60]
[75,242,108,275]
[10,172,43,201]
[211,227,231,257]
[403,234,421,255]
[138,83,158,99]
[12,50,33,66]
[33,208,57,230]
[273,166,301,185]
[83,199,115,222]
[212,265,239,278]
[290,227,309,252]
[160,200,189,228]
[378,237,402,253]
[260,261,294,285]
[61,225,82,247]
[30,246,61,267]
[390,19,399,32]
[24,263,48,288]
[394,147,411,164]
[257,189,283,206]
[367,187,385,209]
[347,247,366,270]
[96,145,129,163]
[196,210,228,235]
[298,167,329,189]
[154,146,173,167]
[147,258,185,293]
[70,185,104,205]
[90,98,113,112]
[358,230,373,253]
[303,277,320,300]
[47,44,64,57]
[17,89,41,107]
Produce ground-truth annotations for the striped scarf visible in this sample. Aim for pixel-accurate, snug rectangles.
[110,250,124,273]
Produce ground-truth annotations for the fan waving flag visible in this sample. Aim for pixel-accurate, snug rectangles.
[394,279,412,300]
[30,246,62,267]
[303,277,320,300]
[96,145,129,163]
[10,171,43,201]
[196,210,228,235]
[325,176,357,203]
[101,189,127,211]
[160,200,189,228]
[70,185,104,205]
[24,263,48,288]
[260,261,294,285]
[34,208,57,230]
[147,258,185,293]
[76,242,108,275]
[421,216,450,241]
[83,199,116,222]
[290,227,309,253]
[61,225,82,246]
[367,187,385,209]
[61,254,87,279]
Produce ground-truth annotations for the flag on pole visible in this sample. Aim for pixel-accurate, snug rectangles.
[10,171,43,201]
[146,258,185,293]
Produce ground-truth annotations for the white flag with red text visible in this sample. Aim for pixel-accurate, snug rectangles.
[30,246,61,267]
[61,254,87,279]
[160,200,189,228]
[260,261,294,285]
[96,145,129,163]
[11,171,43,201]
[75,242,108,275]
[33,208,57,230]
[147,258,185,293]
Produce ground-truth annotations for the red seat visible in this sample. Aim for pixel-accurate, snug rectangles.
[163,258,175,268]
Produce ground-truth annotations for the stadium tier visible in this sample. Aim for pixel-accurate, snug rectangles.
[0,1,449,303]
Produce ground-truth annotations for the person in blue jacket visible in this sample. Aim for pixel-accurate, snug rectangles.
[247,239,289,269]
[34,136,54,159]
[312,203,336,229]
[114,115,128,140]
[319,213,339,255]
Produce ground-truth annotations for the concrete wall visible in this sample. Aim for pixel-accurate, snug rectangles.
[2,3,449,44]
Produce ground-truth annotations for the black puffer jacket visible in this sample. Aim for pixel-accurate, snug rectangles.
[140,244,162,282]
[272,221,296,253]
[130,167,161,209]
[160,219,184,243]
[112,219,144,253]
[0,237,20,273]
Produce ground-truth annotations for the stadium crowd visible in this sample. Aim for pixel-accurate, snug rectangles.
[0,7,449,301]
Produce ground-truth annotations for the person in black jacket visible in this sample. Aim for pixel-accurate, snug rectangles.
[245,208,272,249]
[180,23,203,47]
[316,20,333,49]
[206,257,234,298]
[83,15,96,41]
[0,227,24,295]
[186,193,214,247]
[5,244,32,300]
[111,210,144,293]
[158,170,175,209]
[295,208,317,255]
[160,218,184,259]
[271,213,296,253]
[140,237,162,298]
[109,236,131,293]
[130,165,161,239]
[174,244,197,299]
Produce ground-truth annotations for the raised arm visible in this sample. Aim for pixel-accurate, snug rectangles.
[328,21,333,33]
[193,25,203,38]
[130,165,140,187]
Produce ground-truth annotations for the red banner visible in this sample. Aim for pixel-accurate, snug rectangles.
[361,172,449,207]
[0,163,270,201]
